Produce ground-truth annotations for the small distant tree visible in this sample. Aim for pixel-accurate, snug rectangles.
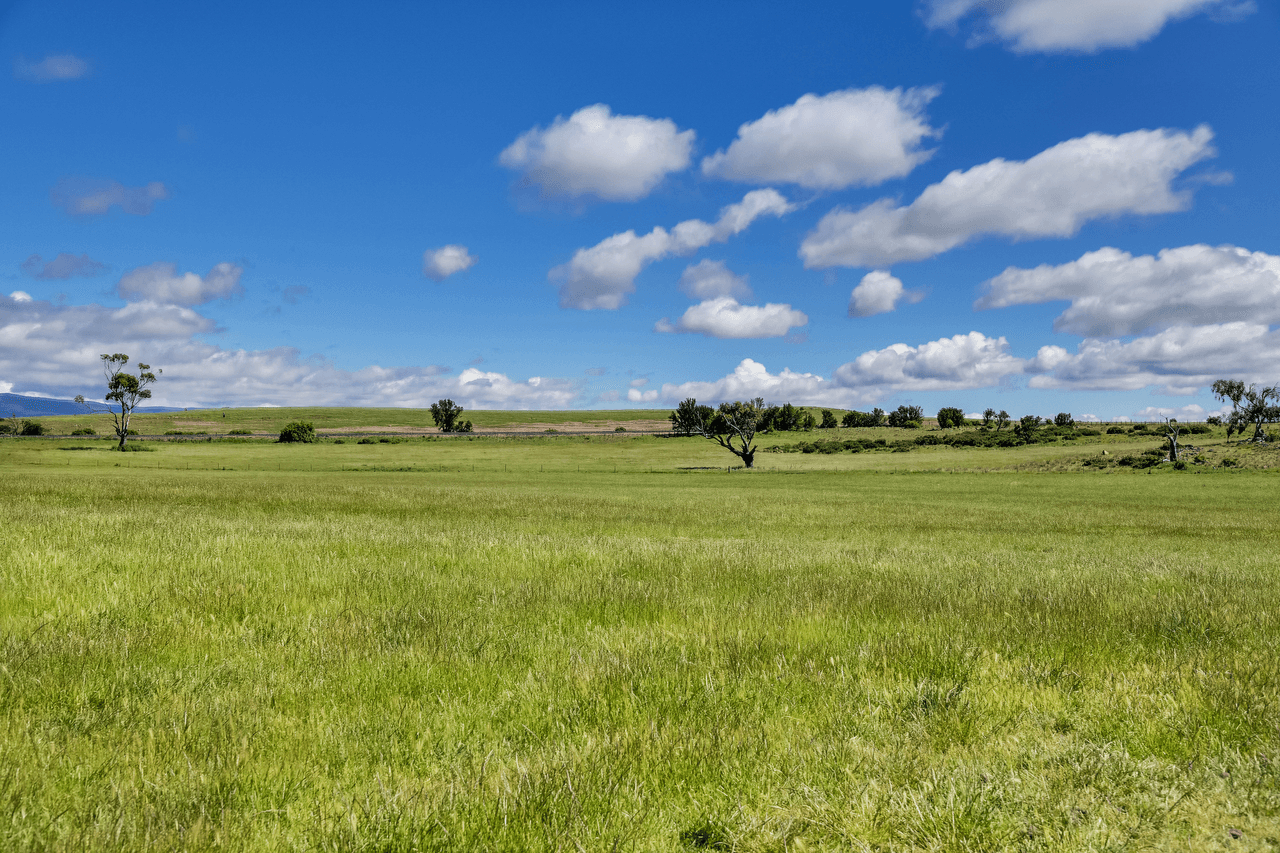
[820,409,838,429]
[1206,415,1223,427]
[982,408,996,428]
[886,405,924,429]
[668,398,765,468]
[1054,412,1075,427]
[99,353,161,450]
[19,419,46,436]
[936,407,965,429]
[1013,414,1043,441]
[994,410,1011,431]
[800,411,817,430]
[1212,379,1280,442]
[430,399,470,433]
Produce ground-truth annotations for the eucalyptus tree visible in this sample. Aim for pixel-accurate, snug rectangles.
[98,353,160,450]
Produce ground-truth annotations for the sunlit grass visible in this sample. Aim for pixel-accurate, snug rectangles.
[1,439,1278,850]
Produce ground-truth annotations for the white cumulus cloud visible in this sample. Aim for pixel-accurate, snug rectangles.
[423,245,477,281]
[977,244,1280,336]
[701,86,940,189]
[833,331,1025,391]
[117,262,244,306]
[551,189,794,309]
[655,297,808,339]
[679,259,753,300]
[500,104,694,201]
[800,126,1216,268]
[923,0,1253,54]
[627,388,659,402]
[0,291,579,409]
[1027,322,1280,391]
[849,270,923,317]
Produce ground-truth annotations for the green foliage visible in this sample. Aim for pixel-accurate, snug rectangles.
[1106,426,1127,435]
[71,427,97,436]
[228,428,253,435]
[670,398,714,435]
[1054,412,1075,427]
[936,406,965,429]
[1213,378,1280,441]
[430,398,468,432]
[819,409,838,429]
[1078,428,1100,436]
[278,421,317,443]
[614,426,626,432]
[19,419,46,436]
[886,405,923,429]
[842,408,884,428]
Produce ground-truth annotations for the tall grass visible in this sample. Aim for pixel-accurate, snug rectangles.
[1,453,1277,849]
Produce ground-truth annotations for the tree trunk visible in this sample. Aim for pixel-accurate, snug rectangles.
[740,449,755,469]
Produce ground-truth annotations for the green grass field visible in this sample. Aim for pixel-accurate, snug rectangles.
[2,426,1278,851]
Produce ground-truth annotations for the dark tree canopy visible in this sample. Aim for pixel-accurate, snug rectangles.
[936,407,965,429]
[669,397,765,468]
[842,408,884,428]
[430,399,472,433]
[1054,412,1075,427]
[886,405,923,429]
[100,353,160,451]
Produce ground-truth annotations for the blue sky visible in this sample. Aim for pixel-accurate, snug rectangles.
[3,0,1278,420]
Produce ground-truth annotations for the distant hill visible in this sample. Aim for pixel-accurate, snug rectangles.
[0,392,184,418]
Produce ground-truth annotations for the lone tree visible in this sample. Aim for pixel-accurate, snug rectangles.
[1212,379,1280,442]
[886,405,924,429]
[430,399,472,433]
[669,397,765,468]
[1163,418,1181,462]
[936,407,965,429]
[99,353,160,450]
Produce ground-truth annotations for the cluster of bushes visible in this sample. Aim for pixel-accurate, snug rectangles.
[0,419,47,436]
[163,430,209,436]
[773,421,1126,455]
[228,428,253,436]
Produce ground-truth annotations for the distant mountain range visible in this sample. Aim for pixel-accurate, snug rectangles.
[0,392,185,418]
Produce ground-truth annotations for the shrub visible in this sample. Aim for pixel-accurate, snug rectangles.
[357,437,375,445]
[278,421,316,443]
[615,426,626,432]
[1222,457,1239,468]
[228,428,252,436]
[914,434,943,445]
[164,430,187,435]
[19,419,46,436]
[1054,412,1074,427]
[1082,457,1110,468]
[71,427,97,436]
[332,439,345,445]
[936,407,965,429]
[1131,423,1149,432]
[1173,460,1187,470]
[1206,415,1223,426]
[1078,428,1100,437]
[887,405,924,429]
[1106,426,1127,435]
[1193,454,1206,464]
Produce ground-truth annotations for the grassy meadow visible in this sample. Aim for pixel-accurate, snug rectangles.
[2,418,1279,851]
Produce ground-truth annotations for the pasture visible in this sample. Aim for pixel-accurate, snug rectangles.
[1,426,1278,851]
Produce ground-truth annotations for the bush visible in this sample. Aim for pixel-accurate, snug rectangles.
[19,419,46,436]
[71,427,97,436]
[1054,412,1075,427]
[1222,457,1239,468]
[1173,460,1187,470]
[357,437,375,444]
[278,421,316,443]
[228,428,253,436]
[615,426,626,432]
[1131,423,1149,432]
[1206,416,1223,426]
[332,439,346,445]
[1078,428,1100,437]
[914,434,943,445]
[887,405,924,429]
[1106,426,1127,435]
[1186,424,1211,435]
